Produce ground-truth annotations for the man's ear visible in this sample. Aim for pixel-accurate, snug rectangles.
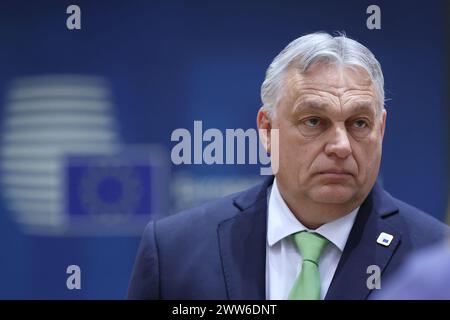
[257,107,273,153]
[380,108,387,139]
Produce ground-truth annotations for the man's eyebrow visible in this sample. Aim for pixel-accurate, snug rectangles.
[347,101,376,114]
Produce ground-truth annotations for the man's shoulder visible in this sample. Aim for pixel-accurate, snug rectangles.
[152,178,270,236]
[391,195,446,229]
[158,191,240,230]
[382,189,449,241]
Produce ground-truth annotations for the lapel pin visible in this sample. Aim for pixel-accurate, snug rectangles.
[376,232,394,246]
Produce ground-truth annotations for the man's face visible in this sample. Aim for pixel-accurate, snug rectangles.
[259,61,386,213]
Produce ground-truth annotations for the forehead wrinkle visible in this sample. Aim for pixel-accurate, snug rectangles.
[294,83,376,109]
[292,93,377,118]
[295,81,345,98]
[290,80,376,107]
[282,65,379,116]
[341,93,377,113]
[284,67,343,98]
[292,92,338,114]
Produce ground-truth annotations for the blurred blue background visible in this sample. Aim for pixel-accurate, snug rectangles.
[0,0,448,299]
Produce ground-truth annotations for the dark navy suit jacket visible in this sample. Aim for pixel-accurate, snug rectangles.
[127,177,449,299]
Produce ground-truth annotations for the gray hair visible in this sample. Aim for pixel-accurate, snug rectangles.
[261,32,385,116]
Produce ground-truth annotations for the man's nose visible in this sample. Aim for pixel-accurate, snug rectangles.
[324,124,352,158]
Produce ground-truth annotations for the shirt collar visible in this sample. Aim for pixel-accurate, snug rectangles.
[267,178,358,252]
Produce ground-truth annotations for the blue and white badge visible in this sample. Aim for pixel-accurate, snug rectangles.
[376,232,394,246]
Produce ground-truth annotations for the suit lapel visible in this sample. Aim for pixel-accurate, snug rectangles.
[217,177,273,300]
[325,182,401,300]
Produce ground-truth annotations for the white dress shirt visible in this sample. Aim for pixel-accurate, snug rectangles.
[265,178,359,300]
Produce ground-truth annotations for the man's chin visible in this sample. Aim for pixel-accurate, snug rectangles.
[310,185,357,204]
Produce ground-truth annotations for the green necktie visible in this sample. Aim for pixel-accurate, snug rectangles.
[288,231,329,300]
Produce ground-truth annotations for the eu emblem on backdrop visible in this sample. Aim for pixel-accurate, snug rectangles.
[67,158,152,221]
[63,148,169,235]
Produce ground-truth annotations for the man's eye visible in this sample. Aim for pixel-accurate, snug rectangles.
[304,118,321,127]
[353,119,368,128]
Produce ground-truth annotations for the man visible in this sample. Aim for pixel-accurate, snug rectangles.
[127,32,448,300]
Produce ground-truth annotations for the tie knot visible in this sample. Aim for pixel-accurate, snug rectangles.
[292,231,329,264]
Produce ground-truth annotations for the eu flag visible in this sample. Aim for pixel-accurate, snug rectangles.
[64,148,168,229]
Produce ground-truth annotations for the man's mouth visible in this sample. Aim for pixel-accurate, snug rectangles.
[317,170,354,180]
